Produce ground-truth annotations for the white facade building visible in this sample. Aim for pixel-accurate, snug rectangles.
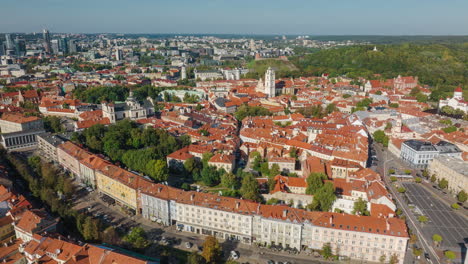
[439,87,467,113]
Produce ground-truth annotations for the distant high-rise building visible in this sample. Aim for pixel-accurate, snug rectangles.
[59,37,69,54]
[51,39,59,54]
[68,39,77,53]
[14,37,26,57]
[265,67,276,98]
[43,29,51,53]
[4,34,14,51]
[115,49,123,61]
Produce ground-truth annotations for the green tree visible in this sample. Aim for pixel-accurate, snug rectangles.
[432,234,443,246]
[418,215,428,224]
[430,174,437,183]
[373,130,389,147]
[269,164,281,176]
[188,251,206,264]
[352,198,369,216]
[234,104,271,121]
[397,187,406,193]
[145,159,169,182]
[413,248,423,257]
[379,254,386,263]
[438,178,448,189]
[289,147,298,158]
[325,103,337,114]
[102,226,121,245]
[201,236,221,264]
[43,116,64,133]
[124,227,150,249]
[200,166,221,186]
[389,254,399,264]
[239,173,261,202]
[221,172,238,189]
[314,182,337,211]
[305,173,326,195]
[415,177,422,183]
[27,156,42,171]
[82,216,100,241]
[422,169,429,178]
[266,198,280,205]
[202,152,214,167]
[184,157,201,176]
[444,250,456,261]
[457,190,467,203]
[322,243,333,260]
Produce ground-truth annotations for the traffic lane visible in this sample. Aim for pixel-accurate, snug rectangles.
[402,183,468,248]
[405,184,467,229]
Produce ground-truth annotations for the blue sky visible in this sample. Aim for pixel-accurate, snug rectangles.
[2,0,468,34]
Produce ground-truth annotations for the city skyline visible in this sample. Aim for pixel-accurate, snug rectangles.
[2,0,468,35]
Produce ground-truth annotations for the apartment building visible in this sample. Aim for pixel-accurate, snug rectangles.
[57,141,91,178]
[95,164,140,211]
[44,141,409,263]
[428,156,468,195]
[36,133,65,162]
[174,192,256,244]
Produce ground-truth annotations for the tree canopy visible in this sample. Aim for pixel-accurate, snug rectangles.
[234,104,272,121]
[201,236,221,264]
[239,173,262,202]
[74,120,188,182]
[290,44,468,100]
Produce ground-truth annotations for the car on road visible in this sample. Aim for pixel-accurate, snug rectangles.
[230,251,239,260]
[266,261,274,264]
[424,253,431,262]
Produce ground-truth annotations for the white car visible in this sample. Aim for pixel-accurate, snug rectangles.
[230,251,239,260]
[185,242,192,249]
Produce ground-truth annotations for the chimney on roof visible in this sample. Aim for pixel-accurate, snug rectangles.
[158,187,163,193]
[283,209,288,218]
[329,215,333,224]
[190,194,195,201]
[386,219,390,231]
[236,201,240,209]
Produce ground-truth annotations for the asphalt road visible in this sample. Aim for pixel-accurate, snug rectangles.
[402,182,468,250]
[372,143,438,264]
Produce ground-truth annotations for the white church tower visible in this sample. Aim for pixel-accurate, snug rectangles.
[265,67,276,97]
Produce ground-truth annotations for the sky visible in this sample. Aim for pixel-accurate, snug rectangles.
[2,0,468,35]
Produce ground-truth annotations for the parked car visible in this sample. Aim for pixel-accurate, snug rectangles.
[185,242,192,249]
[424,253,431,262]
[230,251,239,260]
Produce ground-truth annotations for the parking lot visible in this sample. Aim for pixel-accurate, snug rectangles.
[402,182,468,250]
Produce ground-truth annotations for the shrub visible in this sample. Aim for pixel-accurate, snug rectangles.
[397,187,406,193]
[444,250,456,260]
[418,215,428,223]
[451,203,460,210]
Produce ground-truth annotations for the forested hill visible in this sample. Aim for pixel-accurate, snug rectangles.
[291,43,468,100]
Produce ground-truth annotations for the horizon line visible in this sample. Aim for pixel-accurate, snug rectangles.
[1,32,468,37]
